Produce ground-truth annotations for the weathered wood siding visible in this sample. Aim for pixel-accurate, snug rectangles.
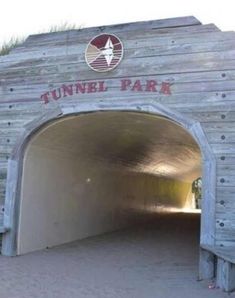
[0,16,234,247]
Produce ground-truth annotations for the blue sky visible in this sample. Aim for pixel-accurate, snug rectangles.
[0,0,234,45]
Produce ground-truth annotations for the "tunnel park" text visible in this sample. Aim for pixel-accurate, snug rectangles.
[40,79,172,104]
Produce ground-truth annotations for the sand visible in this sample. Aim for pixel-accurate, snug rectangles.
[0,212,233,298]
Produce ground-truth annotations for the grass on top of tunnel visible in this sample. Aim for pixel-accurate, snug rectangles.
[0,22,81,56]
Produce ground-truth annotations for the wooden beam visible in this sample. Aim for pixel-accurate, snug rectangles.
[199,247,215,279]
[216,257,235,292]
[25,16,202,44]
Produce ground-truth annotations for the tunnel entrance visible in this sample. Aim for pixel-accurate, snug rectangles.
[15,111,202,255]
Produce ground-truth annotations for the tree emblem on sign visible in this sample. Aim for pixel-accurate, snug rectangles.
[85,34,123,72]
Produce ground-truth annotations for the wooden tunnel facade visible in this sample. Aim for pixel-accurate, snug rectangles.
[0,16,235,291]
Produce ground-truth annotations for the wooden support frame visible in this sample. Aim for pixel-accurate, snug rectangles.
[216,258,235,292]
[199,247,216,280]
[1,99,216,261]
[200,244,235,292]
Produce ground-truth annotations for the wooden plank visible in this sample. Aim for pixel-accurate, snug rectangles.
[22,23,218,45]
[0,120,35,129]
[2,68,235,89]
[217,187,235,198]
[23,16,201,43]
[2,24,220,64]
[9,21,210,58]
[0,85,231,108]
[1,159,19,255]
[202,122,235,133]
[0,211,3,225]
[216,257,235,292]
[1,80,235,108]
[207,132,235,144]
[0,92,234,120]
[0,212,7,234]
[201,244,235,264]
[217,164,235,175]
[215,154,235,165]
[183,111,235,123]
[0,227,6,234]
[216,208,235,218]
[19,24,222,49]
[0,168,7,177]
[199,247,215,279]
[7,29,232,62]
[216,219,235,231]
[3,74,235,100]
[212,144,235,155]
[216,230,235,242]
[3,46,235,84]
[0,89,232,110]
[0,103,46,114]
[217,176,235,187]
[0,90,225,106]
[216,240,235,247]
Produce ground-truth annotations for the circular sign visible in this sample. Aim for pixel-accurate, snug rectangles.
[85,34,123,72]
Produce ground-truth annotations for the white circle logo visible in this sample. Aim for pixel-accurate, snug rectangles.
[85,34,123,72]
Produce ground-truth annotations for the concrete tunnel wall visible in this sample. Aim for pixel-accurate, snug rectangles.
[18,112,202,255]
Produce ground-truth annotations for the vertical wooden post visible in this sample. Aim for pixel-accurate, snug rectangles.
[199,248,215,280]
[216,257,235,292]
[1,159,19,256]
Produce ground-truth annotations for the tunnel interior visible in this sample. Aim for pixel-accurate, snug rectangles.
[18,111,202,255]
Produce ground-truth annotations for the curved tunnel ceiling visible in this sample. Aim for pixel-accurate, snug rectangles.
[29,112,202,182]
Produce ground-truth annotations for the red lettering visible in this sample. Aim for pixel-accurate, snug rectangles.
[98,81,108,92]
[121,79,132,91]
[145,80,157,92]
[40,78,172,102]
[62,84,73,97]
[75,82,86,94]
[41,92,50,104]
[51,89,62,100]
[160,82,171,95]
[131,80,143,92]
[87,82,97,93]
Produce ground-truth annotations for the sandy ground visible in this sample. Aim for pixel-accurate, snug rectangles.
[0,212,233,298]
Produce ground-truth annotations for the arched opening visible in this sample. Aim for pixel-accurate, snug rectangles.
[17,111,202,254]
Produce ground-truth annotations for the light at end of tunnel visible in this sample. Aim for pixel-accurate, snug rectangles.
[147,205,201,214]
[181,207,201,214]
[162,207,201,214]
[86,178,91,183]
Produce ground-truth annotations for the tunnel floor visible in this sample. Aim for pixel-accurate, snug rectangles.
[0,212,231,298]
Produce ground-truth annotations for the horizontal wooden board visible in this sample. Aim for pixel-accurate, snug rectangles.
[217,176,235,187]
[1,84,235,110]
[216,154,235,165]
[216,240,235,247]
[1,82,235,108]
[2,68,235,88]
[183,110,235,123]
[7,30,232,63]
[207,132,235,144]
[19,16,201,45]
[202,122,235,133]
[22,23,216,47]
[3,47,235,83]
[217,187,235,197]
[3,24,219,65]
[2,71,235,94]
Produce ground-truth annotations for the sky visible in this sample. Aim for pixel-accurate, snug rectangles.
[0,0,235,46]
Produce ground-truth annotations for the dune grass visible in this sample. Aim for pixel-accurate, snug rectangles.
[0,37,25,56]
[47,22,80,33]
[0,22,81,56]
